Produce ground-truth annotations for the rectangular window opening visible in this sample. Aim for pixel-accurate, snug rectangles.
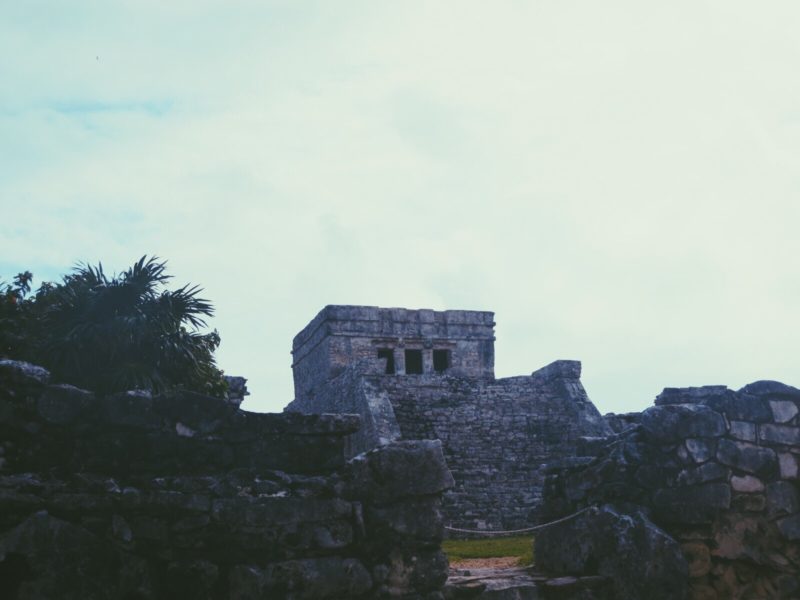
[404,349,423,375]
[377,349,395,374]
[433,349,450,373]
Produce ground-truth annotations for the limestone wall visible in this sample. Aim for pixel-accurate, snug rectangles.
[0,360,454,600]
[377,361,611,532]
[291,306,496,403]
[288,359,612,532]
[541,381,800,599]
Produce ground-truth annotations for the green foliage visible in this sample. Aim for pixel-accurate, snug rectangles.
[0,257,227,396]
[442,535,534,566]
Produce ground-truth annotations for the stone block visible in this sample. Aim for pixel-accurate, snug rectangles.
[535,504,689,600]
[712,515,762,560]
[766,481,799,518]
[716,439,777,477]
[676,463,729,487]
[739,380,800,399]
[164,559,219,600]
[239,557,373,599]
[681,542,711,577]
[730,475,764,493]
[641,405,726,443]
[731,493,766,512]
[0,513,120,598]
[776,514,800,541]
[655,386,729,406]
[728,421,756,442]
[686,439,716,463]
[344,440,455,504]
[759,424,800,446]
[36,384,95,425]
[769,400,799,424]
[102,391,162,429]
[704,393,772,423]
[0,360,50,388]
[779,452,799,480]
[654,483,731,524]
[365,497,444,541]
[531,360,581,381]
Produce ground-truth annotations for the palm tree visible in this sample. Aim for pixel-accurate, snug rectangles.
[13,257,226,396]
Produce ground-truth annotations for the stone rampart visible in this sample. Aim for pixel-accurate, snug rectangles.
[0,360,454,599]
[539,380,800,599]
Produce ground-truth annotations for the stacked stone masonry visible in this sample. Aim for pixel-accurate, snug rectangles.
[540,380,800,599]
[0,359,454,599]
[286,306,612,532]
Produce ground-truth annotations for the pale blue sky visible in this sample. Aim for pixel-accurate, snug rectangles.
[2,1,799,414]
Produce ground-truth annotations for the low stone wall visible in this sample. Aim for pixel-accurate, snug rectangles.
[0,360,454,599]
[540,381,800,599]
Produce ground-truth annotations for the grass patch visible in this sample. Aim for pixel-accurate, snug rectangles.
[442,535,534,566]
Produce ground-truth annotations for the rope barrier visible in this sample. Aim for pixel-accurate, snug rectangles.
[444,505,594,536]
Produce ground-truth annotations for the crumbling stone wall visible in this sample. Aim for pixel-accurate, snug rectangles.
[540,381,800,599]
[0,360,454,599]
[367,360,611,531]
[289,355,611,532]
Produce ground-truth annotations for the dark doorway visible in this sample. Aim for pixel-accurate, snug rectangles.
[404,349,423,374]
[433,349,450,373]
[377,349,395,374]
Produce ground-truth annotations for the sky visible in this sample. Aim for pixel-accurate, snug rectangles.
[2,1,799,415]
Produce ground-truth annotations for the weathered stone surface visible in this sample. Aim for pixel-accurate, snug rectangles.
[531,360,582,381]
[739,380,800,399]
[759,424,800,446]
[681,542,711,577]
[0,360,50,387]
[712,514,762,560]
[685,438,716,463]
[769,400,799,424]
[535,505,688,600]
[229,557,373,599]
[36,384,95,425]
[703,392,773,423]
[765,481,799,517]
[729,420,756,442]
[779,452,799,480]
[716,439,777,477]
[731,493,766,512]
[654,484,731,524]
[445,566,546,600]
[731,475,764,493]
[776,514,800,541]
[655,386,730,406]
[164,559,219,600]
[640,404,726,442]
[542,377,800,600]
[345,440,455,504]
[0,513,119,599]
[676,462,729,487]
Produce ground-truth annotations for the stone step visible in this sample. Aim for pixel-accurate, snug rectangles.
[444,567,610,600]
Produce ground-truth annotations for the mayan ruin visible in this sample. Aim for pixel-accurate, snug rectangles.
[285,305,612,531]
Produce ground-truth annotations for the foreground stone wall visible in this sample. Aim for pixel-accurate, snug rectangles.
[0,360,454,599]
[540,381,800,599]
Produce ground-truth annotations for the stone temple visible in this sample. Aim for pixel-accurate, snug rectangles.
[285,305,612,531]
